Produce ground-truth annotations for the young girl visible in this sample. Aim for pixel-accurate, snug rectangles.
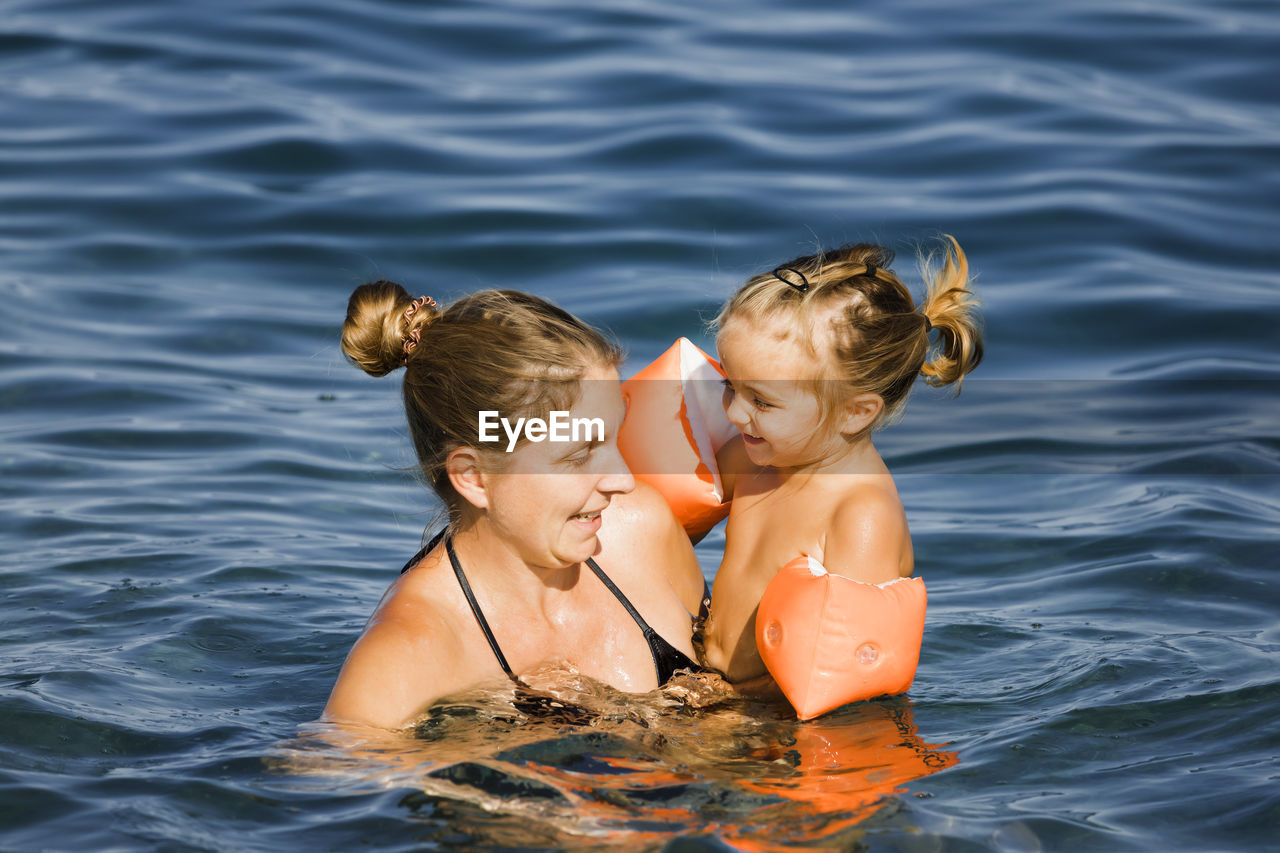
[699,236,983,686]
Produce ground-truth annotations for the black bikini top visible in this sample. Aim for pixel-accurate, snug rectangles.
[401,532,702,686]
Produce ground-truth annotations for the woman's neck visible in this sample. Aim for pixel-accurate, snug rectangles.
[449,518,583,601]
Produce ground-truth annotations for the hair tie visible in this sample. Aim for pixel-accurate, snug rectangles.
[401,295,438,359]
[864,264,878,279]
[773,266,809,293]
[921,314,933,334]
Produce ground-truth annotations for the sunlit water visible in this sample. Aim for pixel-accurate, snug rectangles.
[2,0,1277,849]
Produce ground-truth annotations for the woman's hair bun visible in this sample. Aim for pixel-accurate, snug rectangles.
[341,279,420,377]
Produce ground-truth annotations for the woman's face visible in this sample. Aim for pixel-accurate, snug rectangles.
[482,364,635,568]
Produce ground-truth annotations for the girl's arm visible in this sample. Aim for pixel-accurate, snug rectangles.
[713,433,754,504]
[822,484,914,584]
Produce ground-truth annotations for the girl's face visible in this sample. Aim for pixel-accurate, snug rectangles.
[482,364,635,568]
[717,317,842,469]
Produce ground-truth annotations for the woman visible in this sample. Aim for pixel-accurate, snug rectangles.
[324,281,706,730]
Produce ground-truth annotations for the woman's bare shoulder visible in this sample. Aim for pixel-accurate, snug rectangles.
[323,562,471,729]
[598,481,681,551]
[597,482,704,611]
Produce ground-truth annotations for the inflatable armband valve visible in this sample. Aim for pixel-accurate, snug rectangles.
[756,556,927,720]
[619,338,737,539]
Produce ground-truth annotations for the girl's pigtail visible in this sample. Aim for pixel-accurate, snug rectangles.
[919,235,984,390]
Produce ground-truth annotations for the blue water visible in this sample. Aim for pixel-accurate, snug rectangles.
[2,0,1277,849]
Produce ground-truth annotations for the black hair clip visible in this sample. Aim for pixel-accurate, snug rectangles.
[864,264,878,279]
[773,266,810,293]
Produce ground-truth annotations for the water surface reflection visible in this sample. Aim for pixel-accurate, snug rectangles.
[285,669,956,848]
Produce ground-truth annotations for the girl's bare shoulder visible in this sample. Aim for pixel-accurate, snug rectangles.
[822,481,911,582]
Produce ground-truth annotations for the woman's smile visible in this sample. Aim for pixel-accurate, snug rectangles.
[570,507,605,533]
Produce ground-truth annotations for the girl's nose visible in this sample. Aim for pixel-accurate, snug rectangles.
[723,387,750,428]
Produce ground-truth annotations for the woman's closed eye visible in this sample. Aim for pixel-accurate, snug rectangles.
[563,443,600,467]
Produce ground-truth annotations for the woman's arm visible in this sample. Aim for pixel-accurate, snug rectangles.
[322,605,467,729]
[627,479,706,612]
[605,480,705,615]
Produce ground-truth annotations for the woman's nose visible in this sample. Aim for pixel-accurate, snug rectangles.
[598,445,636,495]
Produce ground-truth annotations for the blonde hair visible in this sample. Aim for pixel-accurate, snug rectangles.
[341,280,622,519]
[716,236,983,435]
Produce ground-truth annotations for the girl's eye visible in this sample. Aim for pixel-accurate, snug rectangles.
[566,447,593,467]
[723,378,771,409]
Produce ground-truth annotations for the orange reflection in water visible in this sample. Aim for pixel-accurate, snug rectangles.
[478,696,957,848]
[728,700,958,847]
[290,675,957,850]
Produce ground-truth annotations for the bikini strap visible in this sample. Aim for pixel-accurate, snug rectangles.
[400,528,448,575]
[446,536,516,680]
[588,558,701,684]
[585,558,655,635]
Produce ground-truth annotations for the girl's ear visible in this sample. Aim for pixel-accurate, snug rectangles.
[446,447,490,510]
[839,393,884,437]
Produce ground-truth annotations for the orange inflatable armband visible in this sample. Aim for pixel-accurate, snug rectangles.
[756,556,927,720]
[618,338,738,539]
